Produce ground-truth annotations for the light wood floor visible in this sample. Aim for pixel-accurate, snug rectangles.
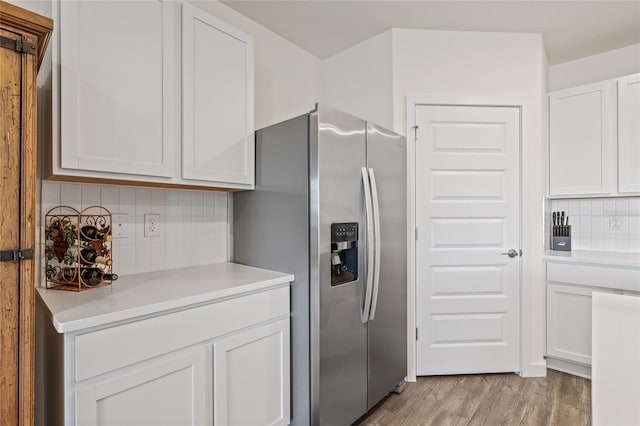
[357,370,591,426]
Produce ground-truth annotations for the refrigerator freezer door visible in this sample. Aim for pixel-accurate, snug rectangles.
[310,104,368,426]
[365,122,407,409]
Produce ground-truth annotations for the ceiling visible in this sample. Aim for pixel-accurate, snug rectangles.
[220,0,640,65]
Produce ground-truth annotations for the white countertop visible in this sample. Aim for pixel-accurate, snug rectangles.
[544,250,640,268]
[37,262,294,333]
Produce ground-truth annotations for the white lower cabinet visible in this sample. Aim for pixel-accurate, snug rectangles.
[545,261,640,378]
[546,283,619,366]
[213,318,290,426]
[42,285,290,426]
[75,347,207,426]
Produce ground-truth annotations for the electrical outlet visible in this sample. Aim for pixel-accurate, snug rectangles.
[144,214,160,237]
[113,214,131,239]
[609,216,623,231]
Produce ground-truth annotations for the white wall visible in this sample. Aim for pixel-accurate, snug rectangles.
[320,30,394,129]
[192,1,321,128]
[548,43,640,91]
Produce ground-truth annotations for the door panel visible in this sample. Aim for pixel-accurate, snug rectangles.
[0,28,22,425]
[311,104,367,426]
[416,105,520,375]
[58,0,175,177]
[618,73,640,194]
[365,122,407,408]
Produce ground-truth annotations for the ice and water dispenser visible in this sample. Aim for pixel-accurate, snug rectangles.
[330,223,358,286]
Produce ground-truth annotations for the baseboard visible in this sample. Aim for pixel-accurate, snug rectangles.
[547,357,591,379]
[519,360,547,377]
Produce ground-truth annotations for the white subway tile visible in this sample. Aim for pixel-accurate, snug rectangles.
[580,233,592,250]
[629,217,640,234]
[615,234,630,252]
[179,191,192,217]
[41,182,61,206]
[135,188,152,217]
[81,185,101,210]
[591,233,604,251]
[100,186,119,214]
[615,198,629,216]
[204,192,216,218]
[135,243,152,274]
[556,200,569,215]
[579,200,591,216]
[151,189,166,215]
[115,245,136,276]
[592,216,604,234]
[151,243,168,272]
[629,234,640,253]
[603,233,616,251]
[164,190,179,217]
[591,199,604,216]
[629,198,640,216]
[568,200,580,216]
[603,199,616,216]
[191,191,204,217]
[60,183,81,208]
[118,187,135,216]
[579,216,592,233]
[166,243,185,270]
[165,217,181,243]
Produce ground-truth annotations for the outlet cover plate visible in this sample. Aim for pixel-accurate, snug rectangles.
[144,214,160,237]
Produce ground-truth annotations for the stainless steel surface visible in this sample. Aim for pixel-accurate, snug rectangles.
[502,249,519,257]
[365,121,407,410]
[234,104,407,426]
[368,168,381,320]
[315,104,368,426]
[232,114,311,426]
[361,167,374,323]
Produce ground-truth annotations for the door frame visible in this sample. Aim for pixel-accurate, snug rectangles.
[406,94,545,381]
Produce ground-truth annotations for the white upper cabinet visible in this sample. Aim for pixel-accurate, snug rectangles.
[50,1,255,190]
[548,80,617,197]
[618,73,640,195]
[181,3,254,187]
[54,0,176,178]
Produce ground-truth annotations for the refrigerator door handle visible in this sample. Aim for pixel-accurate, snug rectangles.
[368,168,381,320]
[361,167,374,323]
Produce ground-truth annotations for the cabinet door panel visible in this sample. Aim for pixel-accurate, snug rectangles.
[57,0,175,178]
[548,81,616,196]
[618,73,640,194]
[182,3,254,186]
[547,283,619,365]
[213,318,290,426]
[75,348,205,426]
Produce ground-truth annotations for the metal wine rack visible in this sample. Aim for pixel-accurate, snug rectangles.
[44,205,114,291]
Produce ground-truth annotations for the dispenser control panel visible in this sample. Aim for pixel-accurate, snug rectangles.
[331,222,358,286]
[331,223,358,243]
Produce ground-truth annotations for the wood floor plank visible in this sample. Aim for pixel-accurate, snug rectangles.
[357,370,591,426]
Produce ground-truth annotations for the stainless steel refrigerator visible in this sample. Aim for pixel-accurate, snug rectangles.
[233,103,406,426]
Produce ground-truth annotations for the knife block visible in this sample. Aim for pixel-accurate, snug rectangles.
[551,225,571,251]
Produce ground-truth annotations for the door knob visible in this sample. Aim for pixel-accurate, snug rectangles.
[501,249,519,258]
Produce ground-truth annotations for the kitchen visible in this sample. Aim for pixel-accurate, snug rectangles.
[0,0,638,425]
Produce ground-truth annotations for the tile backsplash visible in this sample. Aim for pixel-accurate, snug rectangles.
[550,198,640,253]
[40,182,229,284]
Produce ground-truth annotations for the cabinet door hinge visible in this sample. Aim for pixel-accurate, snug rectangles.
[0,248,34,262]
[0,35,36,55]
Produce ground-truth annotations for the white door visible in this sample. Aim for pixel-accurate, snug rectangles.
[181,2,254,187]
[415,104,521,375]
[56,0,176,178]
[213,318,290,426]
[75,348,206,426]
